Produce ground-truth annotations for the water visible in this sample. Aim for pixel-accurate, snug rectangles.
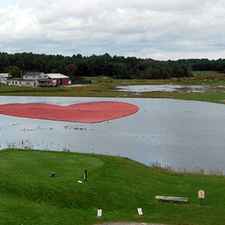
[117,85,208,93]
[0,96,225,173]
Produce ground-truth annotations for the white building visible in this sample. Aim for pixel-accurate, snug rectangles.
[0,73,11,85]
[23,72,48,80]
[7,79,39,87]
[5,72,71,87]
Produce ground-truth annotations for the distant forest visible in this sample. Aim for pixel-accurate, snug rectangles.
[0,52,225,80]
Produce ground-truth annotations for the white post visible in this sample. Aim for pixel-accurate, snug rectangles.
[137,208,143,216]
[198,190,205,200]
[97,209,102,218]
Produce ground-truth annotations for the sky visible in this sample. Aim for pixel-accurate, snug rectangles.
[0,0,225,60]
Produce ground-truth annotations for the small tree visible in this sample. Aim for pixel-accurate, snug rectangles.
[65,63,81,83]
[65,64,76,76]
[7,66,21,78]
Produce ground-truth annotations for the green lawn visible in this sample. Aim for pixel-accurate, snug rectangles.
[0,149,225,225]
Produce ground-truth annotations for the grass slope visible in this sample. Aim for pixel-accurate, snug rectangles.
[0,149,225,225]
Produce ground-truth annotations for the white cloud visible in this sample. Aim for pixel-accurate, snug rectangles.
[0,0,225,59]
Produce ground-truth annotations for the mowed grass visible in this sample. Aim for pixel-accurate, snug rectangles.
[1,149,225,225]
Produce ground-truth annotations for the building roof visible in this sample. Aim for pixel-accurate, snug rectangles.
[25,72,45,76]
[9,78,36,82]
[46,73,69,79]
[0,73,10,78]
[23,72,48,80]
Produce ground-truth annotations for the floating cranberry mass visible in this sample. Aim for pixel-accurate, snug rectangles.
[0,101,139,123]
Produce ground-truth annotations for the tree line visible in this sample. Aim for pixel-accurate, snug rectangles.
[178,59,225,72]
[0,52,194,80]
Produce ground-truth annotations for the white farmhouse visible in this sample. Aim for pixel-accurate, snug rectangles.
[0,73,11,85]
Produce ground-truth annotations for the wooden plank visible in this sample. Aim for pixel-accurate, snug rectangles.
[155,195,189,203]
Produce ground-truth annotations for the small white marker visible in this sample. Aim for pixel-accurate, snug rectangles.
[97,209,102,218]
[198,190,205,200]
[137,208,143,216]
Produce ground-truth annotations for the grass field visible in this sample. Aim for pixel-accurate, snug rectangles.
[0,71,225,104]
[0,149,225,225]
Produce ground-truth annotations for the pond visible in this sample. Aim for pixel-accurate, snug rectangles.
[0,96,225,174]
[117,84,209,93]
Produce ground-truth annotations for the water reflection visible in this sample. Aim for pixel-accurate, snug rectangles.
[117,85,208,93]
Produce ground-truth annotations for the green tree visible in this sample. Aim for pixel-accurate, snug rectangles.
[7,66,21,77]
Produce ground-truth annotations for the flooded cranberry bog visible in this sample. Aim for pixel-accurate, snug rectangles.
[0,96,225,173]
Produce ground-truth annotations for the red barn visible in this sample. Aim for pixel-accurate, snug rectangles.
[47,73,71,86]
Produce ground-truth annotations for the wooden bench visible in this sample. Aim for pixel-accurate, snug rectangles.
[155,195,189,203]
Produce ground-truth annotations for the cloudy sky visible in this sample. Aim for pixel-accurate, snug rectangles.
[0,0,225,59]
